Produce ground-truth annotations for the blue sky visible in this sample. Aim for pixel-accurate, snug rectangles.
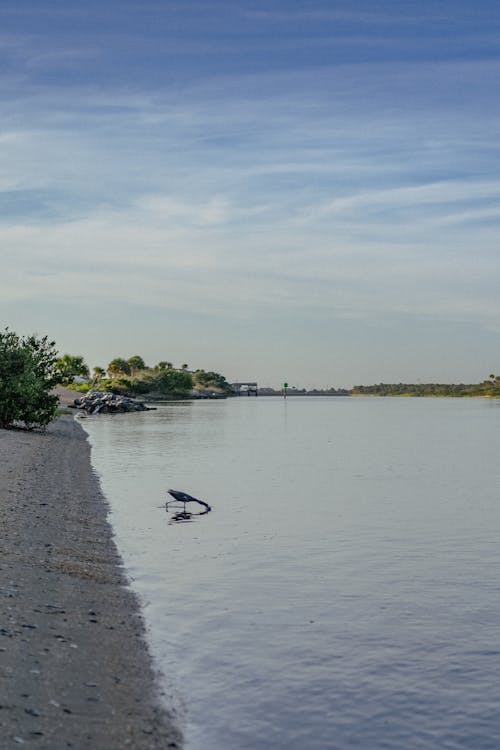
[1,1,500,387]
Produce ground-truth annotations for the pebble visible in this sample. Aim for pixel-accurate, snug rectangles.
[24,708,40,717]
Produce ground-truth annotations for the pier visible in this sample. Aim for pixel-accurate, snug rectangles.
[231,382,258,396]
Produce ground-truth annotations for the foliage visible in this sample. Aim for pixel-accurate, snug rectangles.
[94,378,115,392]
[107,357,131,377]
[97,354,197,398]
[351,380,500,397]
[127,355,146,374]
[55,353,90,384]
[90,366,106,389]
[193,369,231,392]
[66,382,92,393]
[126,378,151,394]
[101,377,133,395]
[151,369,193,396]
[0,329,60,429]
[98,354,234,399]
[305,387,350,396]
[96,370,194,398]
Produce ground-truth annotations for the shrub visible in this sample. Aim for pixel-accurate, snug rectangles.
[0,329,60,429]
[193,369,231,391]
[153,369,193,396]
[67,382,91,393]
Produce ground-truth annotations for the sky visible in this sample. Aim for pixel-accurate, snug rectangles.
[1,0,500,388]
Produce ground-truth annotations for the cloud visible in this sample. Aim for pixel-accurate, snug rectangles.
[1,34,500,377]
[137,195,233,227]
[293,180,500,243]
[2,185,500,340]
[317,180,500,214]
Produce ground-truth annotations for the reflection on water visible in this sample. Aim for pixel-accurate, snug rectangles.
[83,397,500,750]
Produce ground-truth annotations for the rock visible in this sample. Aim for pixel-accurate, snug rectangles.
[73,391,153,415]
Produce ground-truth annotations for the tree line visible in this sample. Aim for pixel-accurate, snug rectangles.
[55,353,231,399]
[2,327,499,431]
[351,376,500,397]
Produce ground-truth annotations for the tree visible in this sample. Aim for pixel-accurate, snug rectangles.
[107,358,131,377]
[92,366,106,386]
[127,355,146,376]
[156,361,173,371]
[153,369,193,396]
[0,329,60,429]
[55,354,90,384]
[193,369,231,391]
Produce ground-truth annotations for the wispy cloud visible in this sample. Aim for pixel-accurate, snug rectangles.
[1,1,500,382]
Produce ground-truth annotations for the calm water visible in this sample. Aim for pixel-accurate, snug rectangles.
[82,397,500,750]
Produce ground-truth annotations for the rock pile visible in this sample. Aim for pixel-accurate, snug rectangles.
[72,391,152,414]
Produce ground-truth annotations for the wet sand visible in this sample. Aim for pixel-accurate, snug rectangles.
[0,414,182,749]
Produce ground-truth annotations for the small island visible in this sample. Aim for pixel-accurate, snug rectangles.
[56,353,233,402]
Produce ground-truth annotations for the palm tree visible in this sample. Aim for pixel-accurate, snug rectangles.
[55,354,90,384]
[92,366,106,387]
[107,358,131,377]
[127,355,146,376]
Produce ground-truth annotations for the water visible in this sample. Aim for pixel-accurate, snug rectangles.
[82,396,500,749]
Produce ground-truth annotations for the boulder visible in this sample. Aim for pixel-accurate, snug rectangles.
[72,391,153,414]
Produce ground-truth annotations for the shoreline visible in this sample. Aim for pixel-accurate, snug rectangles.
[0,415,182,749]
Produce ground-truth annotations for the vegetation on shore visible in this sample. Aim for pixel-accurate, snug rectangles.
[258,386,350,396]
[259,379,500,397]
[0,332,233,430]
[351,376,500,397]
[41,347,500,401]
[59,353,232,399]
[0,328,59,429]
[2,326,500,432]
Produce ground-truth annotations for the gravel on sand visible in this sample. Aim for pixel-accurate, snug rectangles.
[0,415,183,749]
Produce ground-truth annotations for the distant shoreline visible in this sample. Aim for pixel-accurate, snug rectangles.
[56,383,500,404]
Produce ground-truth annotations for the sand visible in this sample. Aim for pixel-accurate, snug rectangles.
[0,414,183,749]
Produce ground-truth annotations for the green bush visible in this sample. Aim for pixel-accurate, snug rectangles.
[127,378,152,394]
[0,329,60,429]
[193,369,231,391]
[66,382,91,393]
[152,369,193,396]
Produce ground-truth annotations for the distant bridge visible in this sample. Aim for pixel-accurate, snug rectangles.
[231,382,258,396]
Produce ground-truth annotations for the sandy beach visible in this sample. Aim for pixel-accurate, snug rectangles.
[0,411,182,749]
